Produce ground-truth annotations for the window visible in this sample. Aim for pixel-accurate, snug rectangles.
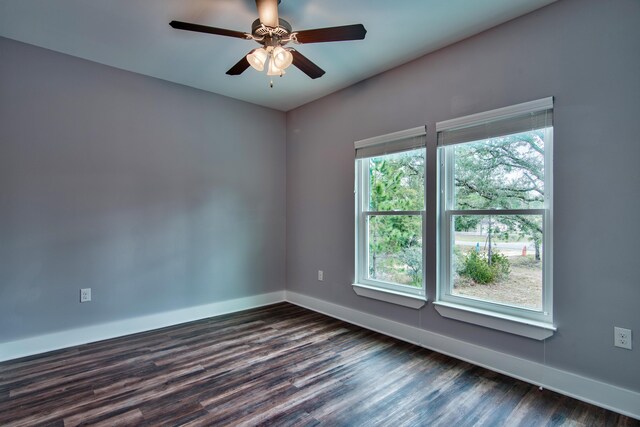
[436,98,555,338]
[354,127,426,308]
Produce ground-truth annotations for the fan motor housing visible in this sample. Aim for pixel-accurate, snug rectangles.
[251,18,292,46]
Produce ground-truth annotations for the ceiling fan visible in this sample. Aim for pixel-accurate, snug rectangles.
[169,0,367,81]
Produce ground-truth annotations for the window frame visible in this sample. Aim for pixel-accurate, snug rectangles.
[354,126,427,303]
[436,98,555,329]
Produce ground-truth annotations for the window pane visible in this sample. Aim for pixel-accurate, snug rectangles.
[368,215,422,287]
[369,149,424,211]
[453,130,547,210]
[451,214,543,310]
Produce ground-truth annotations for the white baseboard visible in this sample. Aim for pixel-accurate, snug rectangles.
[0,291,285,363]
[285,290,640,421]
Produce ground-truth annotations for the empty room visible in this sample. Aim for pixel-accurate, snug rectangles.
[1,0,639,425]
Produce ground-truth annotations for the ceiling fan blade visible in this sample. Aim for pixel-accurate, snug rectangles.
[255,0,279,27]
[169,21,249,39]
[290,50,325,79]
[294,24,367,44]
[226,56,251,75]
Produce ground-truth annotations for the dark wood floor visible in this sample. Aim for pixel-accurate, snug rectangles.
[1,303,637,426]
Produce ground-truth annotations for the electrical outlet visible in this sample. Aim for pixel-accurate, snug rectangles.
[614,327,632,350]
[317,270,324,281]
[80,288,91,303]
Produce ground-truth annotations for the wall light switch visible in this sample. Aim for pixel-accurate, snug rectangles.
[318,270,324,281]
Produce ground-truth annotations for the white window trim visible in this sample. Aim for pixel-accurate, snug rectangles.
[433,301,556,340]
[436,98,555,338]
[354,126,427,306]
[352,283,426,309]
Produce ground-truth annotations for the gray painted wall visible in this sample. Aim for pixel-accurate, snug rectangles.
[0,37,286,342]
[286,0,640,392]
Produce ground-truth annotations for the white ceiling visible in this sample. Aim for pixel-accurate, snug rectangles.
[0,0,555,111]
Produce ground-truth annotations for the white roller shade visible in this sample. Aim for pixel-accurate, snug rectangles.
[437,97,553,147]
[355,126,426,159]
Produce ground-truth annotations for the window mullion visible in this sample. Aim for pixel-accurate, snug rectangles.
[363,210,424,216]
[448,209,545,216]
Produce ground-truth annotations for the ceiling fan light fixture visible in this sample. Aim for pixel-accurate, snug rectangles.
[272,46,293,70]
[246,48,268,71]
[267,56,286,76]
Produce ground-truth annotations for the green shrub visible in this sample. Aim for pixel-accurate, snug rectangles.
[457,250,510,284]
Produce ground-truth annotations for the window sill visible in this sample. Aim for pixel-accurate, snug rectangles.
[352,283,426,309]
[433,301,556,340]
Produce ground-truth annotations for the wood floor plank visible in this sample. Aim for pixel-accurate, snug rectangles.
[74,408,145,427]
[0,303,637,426]
[138,399,206,426]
